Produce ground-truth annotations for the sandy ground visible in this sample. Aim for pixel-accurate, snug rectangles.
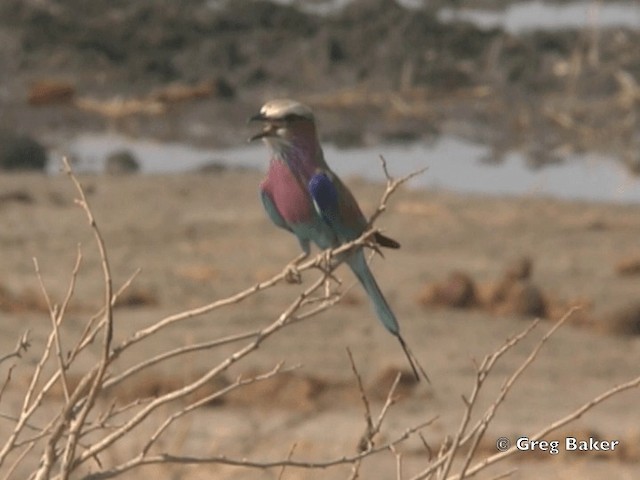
[1,167,639,479]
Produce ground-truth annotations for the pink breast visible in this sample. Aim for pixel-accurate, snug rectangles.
[262,160,314,225]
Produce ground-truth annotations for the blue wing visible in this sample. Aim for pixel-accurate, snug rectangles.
[308,171,339,227]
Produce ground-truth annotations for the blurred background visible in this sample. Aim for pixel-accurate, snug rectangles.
[0,0,639,200]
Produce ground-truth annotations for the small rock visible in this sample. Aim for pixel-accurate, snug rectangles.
[0,190,34,205]
[225,371,327,412]
[615,256,640,276]
[105,150,140,175]
[498,281,548,318]
[0,131,47,171]
[113,287,158,308]
[504,256,532,281]
[196,161,227,174]
[486,256,534,308]
[597,303,640,336]
[213,76,235,99]
[419,271,478,309]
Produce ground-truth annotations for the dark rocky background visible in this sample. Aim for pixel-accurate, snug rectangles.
[0,0,639,170]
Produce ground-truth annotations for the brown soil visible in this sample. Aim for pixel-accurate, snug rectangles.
[1,170,639,478]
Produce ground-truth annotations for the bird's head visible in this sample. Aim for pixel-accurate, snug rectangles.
[248,99,318,151]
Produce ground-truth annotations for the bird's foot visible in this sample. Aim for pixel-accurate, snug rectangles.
[283,252,308,284]
[315,251,342,286]
[284,262,302,284]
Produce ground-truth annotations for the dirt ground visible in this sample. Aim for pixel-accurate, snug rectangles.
[1,169,639,479]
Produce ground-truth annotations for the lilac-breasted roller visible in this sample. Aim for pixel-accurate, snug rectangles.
[249,99,426,381]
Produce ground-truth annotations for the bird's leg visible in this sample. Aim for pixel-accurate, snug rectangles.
[317,249,339,277]
[318,249,343,296]
[284,251,309,284]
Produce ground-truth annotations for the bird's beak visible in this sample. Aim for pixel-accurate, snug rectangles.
[248,112,267,123]
[249,129,270,142]
[248,112,275,142]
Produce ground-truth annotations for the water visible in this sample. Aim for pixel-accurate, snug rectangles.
[207,0,425,15]
[439,1,640,33]
[57,132,640,204]
[208,0,640,32]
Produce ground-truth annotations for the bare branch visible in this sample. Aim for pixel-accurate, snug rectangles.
[82,419,437,480]
[373,373,401,438]
[140,363,291,457]
[0,330,30,366]
[368,155,428,228]
[347,348,374,452]
[55,158,115,479]
[277,443,298,480]
[456,371,640,479]
[425,319,543,480]
[72,268,141,359]
[389,444,402,480]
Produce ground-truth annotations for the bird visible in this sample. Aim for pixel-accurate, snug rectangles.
[249,99,427,382]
